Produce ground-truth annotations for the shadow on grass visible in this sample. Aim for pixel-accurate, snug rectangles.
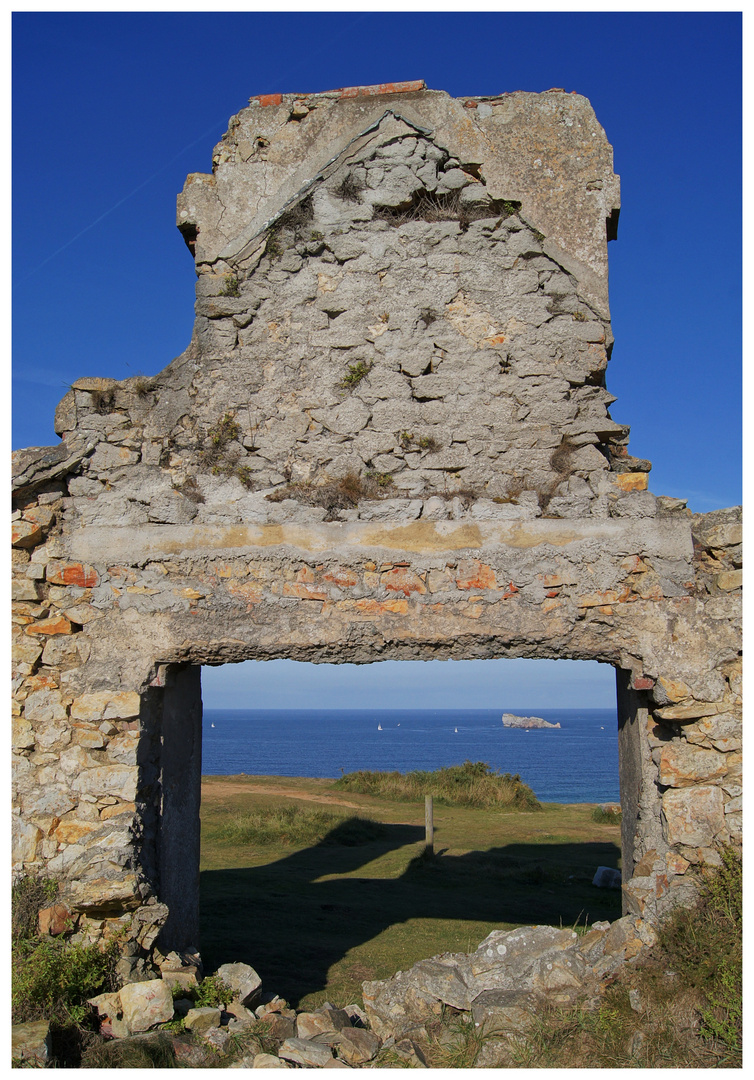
[200,818,621,1006]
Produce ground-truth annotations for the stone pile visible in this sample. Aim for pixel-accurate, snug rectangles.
[84,955,387,1069]
[28,914,653,1069]
[362,916,657,1043]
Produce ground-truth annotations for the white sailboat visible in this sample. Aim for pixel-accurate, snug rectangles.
[377,723,382,731]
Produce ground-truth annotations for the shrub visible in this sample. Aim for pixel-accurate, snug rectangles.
[133,376,155,397]
[80,1032,179,1068]
[372,188,520,229]
[658,847,742,1061]
[193,974,234,1008]
[12,936,120,1026]
[90,388,116,414]
[12,874,59,940]
[497,847,742,1068]
[11,872,120,1040]
[199,413,242,469]
[399,432,441,453]
[364,469,394,488]
[333,761,541,811]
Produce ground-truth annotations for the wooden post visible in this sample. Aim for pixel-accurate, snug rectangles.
[425,794,434,855]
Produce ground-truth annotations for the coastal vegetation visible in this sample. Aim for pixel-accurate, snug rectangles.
[332,759,541,810]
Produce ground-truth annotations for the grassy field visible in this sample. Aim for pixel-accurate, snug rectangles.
[199,774,622,1010]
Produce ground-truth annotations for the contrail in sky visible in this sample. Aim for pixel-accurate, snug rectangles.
[21,12,373,280]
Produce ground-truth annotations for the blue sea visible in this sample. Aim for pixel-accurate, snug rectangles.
[201,708,619,804]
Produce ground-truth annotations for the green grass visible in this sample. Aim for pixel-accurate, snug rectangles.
[217,805,386,847]
[199,775,621,1009]
[332,760,541,810]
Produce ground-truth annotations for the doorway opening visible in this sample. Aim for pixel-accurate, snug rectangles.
[158,656,631,1007]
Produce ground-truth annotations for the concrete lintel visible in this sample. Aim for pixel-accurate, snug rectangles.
[67,517,693,566]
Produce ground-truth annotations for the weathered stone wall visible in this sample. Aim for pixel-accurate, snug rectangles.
[11,83,741,971]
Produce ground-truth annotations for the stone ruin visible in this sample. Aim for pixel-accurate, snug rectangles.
[12,82,741,977]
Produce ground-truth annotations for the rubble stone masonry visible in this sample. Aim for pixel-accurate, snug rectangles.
[12,84,741,972]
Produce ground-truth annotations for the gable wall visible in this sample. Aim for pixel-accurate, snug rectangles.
[11,85,741,971]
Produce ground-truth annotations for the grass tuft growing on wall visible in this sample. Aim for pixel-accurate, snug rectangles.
[266,469,394,517]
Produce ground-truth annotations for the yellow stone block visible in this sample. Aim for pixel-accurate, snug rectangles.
[655,702,718,722]
[613,473,648,492]
[657,676,691,703]
[71,691,140,722]
[716,570,742,591]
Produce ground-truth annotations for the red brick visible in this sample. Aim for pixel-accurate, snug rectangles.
[251,93,283,107]
[295,565,318,584]
[24,673,59,692]
[224,581,263,608]
[337,80,425,99]
[283,582,328,601]
[382,568,426,596]
[46,561,99,588]
[323,569,359,588]
[454,560,496,590]
[632,676,655,691]
[354,598,408,615]
[12,520,43,548]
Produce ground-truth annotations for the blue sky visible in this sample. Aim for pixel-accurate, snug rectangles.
[201,657,617,711]
[11,11,742,711]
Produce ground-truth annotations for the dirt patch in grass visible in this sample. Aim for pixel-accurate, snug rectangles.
[203,776,363,809]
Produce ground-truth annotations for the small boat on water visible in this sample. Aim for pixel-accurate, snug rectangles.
[454,727,458,733]
[377,723,382,731]
[211,723,216,728]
